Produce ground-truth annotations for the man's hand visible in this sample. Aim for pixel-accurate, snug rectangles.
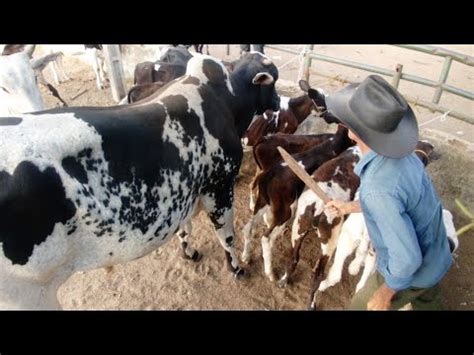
[367,283,396,311]
[325,200,361,218]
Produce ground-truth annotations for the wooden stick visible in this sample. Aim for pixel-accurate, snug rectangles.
[70,89,88,101]
[277,146,331,204]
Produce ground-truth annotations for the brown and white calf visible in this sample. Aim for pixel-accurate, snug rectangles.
[277,140,445,309]
[278,146,362,292]
[241,125,354,281]
[242,80,339,148]
[312,142,451,309]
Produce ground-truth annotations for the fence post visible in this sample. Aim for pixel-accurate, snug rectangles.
[391,63,403,89]
[299,45,314,82]
[226,44,230,56]
[432,56,453,104]
[103,45,126,102]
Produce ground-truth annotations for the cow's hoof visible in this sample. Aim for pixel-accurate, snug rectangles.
[278,278,288,289]
[234,267,248,280]
[182,250,202,262]
[191,250,202,262]
[307,302,317,311]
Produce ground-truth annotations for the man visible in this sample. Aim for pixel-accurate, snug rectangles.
[324,75,453,311]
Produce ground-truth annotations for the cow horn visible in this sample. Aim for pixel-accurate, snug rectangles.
[24,45,36,58]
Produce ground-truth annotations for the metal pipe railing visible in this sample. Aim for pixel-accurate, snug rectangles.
[265,44,473,125]
[394,45,474,66]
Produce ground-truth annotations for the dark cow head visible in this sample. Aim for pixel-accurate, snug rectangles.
[299,80,340,124]
[229,52,280,137]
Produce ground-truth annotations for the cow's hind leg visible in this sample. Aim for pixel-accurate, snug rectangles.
[177,222,202,262]
[202,187,246,280]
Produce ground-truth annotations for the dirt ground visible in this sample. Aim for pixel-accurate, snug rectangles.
[32,45,473,310]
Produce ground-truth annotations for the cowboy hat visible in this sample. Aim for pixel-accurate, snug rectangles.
[325,75,419,158]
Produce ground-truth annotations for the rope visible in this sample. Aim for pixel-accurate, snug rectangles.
[419,109,452,127]
[276,47,309,80]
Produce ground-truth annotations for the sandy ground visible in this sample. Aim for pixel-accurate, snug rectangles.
[32,45,473,310]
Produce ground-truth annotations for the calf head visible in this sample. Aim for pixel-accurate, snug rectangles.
[299,80,340,124]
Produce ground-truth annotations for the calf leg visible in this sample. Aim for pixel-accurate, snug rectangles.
[279,203,316,288]
[278,217,309,288]
[241,206,267,264]
[308,216,343,310]
[261,200,294,282]
[54,54,71,82]
[177,222,202,262]
[355,247,376,293]
[86,49,105,90]
[348,232,370,276]
[318,227,358,292]
[261,223,287,282]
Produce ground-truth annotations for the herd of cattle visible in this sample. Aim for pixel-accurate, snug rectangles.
[0,45,459,310]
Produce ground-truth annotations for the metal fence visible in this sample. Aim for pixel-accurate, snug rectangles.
[265,45,474,125]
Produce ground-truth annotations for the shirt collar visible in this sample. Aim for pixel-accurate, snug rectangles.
[354,150,378,176]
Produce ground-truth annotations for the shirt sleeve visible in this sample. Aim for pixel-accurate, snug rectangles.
[361,192,422,291]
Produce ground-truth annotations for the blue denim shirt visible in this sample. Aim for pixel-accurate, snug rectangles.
[354,150,452,291]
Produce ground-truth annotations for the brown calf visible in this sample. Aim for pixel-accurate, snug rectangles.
[241,125,354,281]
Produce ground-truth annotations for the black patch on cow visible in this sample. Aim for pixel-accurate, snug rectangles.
[62,156,88,184]
[202,59,228,87]
[0,161,76,265]
[0,117,22,126]
[225,236,233,245]
[182,76,200,86]
[160,95,204,147]
[67,225,77,235]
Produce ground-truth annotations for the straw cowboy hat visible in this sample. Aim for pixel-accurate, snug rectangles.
[326,75,419,158]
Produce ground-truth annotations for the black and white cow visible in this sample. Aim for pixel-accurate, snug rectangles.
[0,52,280,309]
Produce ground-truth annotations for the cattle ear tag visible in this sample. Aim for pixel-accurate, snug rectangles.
[252,72,274,85]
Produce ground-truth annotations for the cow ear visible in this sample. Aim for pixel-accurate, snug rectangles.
[252,72,274,85]
[299,80,310,92]
[222,60,235,72]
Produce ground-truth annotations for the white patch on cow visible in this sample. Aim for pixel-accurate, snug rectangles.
[154,63,161,71]
[185,54,234,95]
[284,122,288,129]
[443,209,458,253]
[242,137,249,146]
[280,96,290,111]
[0,52,44,115]
[0,110,201,275]
[273,111,280,127]
[333,166,342,177]
[348,145,362,158]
